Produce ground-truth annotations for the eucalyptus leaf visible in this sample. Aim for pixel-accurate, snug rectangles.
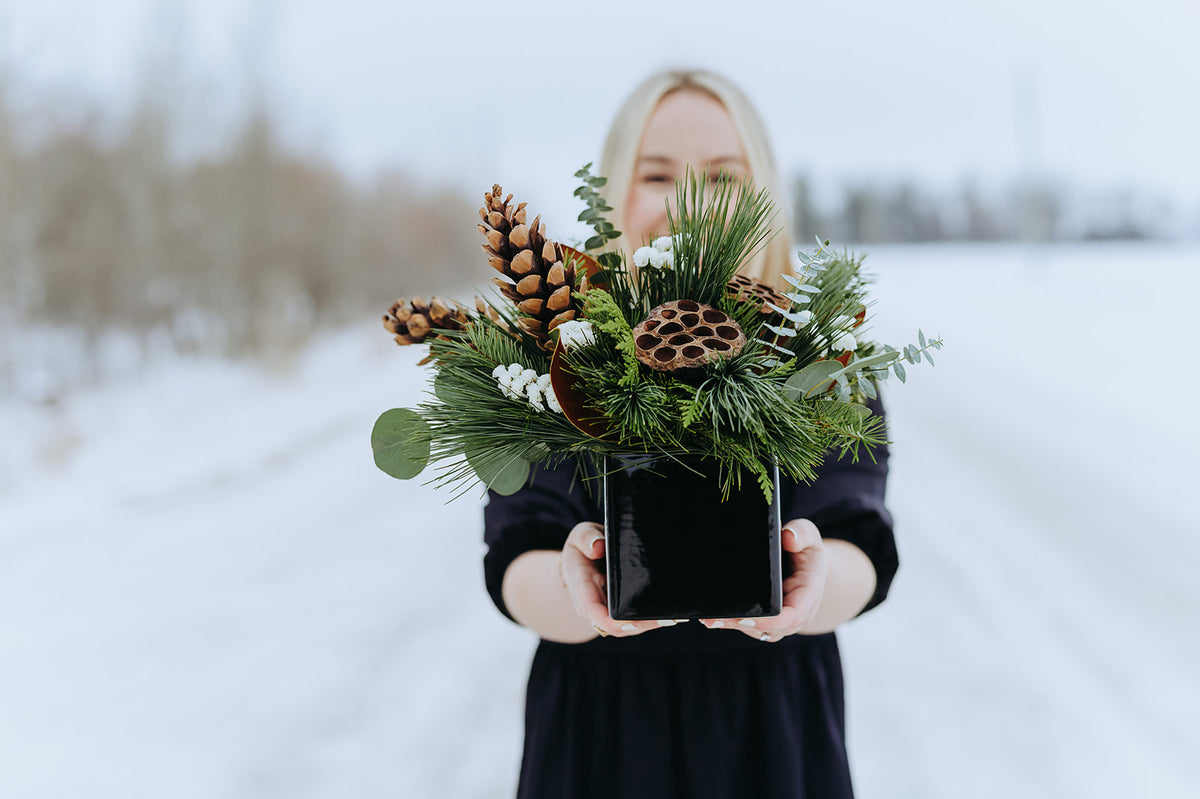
[467,449,531,495]
[757,339,796,356]
[893,360,907,383]
[859,377,877,400]
[765,302,812,322]
[925,350,935,366]
[784,360,842,399]
[919,329,927,348]
[832,350,900,377]
[371,408,431,480]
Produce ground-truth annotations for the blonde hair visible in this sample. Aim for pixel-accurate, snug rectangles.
[598,69,793,289]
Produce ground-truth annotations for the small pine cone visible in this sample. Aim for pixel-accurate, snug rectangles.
[632,300,746,372]
[479,184,580,348]
[727,275,789,315]
[473,295,502,324]
[383,295,471,345]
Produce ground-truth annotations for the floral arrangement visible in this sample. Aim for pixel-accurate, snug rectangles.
[372,165,941,498]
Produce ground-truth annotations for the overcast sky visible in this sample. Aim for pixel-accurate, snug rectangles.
[3,0,1198,232]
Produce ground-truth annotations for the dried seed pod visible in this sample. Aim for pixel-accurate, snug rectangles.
[631,300,746,372]
[726,275,789,315]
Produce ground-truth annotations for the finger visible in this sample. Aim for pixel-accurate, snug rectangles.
[780,568,827,631]
[561,534,652,637]
[699,616,790,642]
[611,620,658,636]
[782,518,820,552]
[565,521,606,560]
[561,544,610,625]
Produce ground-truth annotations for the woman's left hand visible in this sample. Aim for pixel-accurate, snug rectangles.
[699,518,828,642]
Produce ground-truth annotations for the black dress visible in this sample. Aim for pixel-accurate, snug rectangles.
[483,401,898,799]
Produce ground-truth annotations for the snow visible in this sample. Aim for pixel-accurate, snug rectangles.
[2,242,1198,798]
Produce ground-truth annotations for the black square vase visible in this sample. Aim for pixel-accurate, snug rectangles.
[602,455,782,621]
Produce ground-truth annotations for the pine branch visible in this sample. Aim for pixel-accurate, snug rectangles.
[660,168,778,307]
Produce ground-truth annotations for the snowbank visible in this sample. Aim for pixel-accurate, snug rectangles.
[1,243,1197,798]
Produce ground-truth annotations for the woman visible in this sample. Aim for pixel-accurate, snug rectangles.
[483,69,898,799]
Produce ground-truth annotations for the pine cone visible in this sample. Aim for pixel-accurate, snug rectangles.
[632,300,746,372]
[473,296,503,326]
[479,184,580,348]
[727,275,789,315]
[383,296,471,345]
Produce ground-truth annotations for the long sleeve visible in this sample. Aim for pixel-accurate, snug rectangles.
[482,462,602,622]
[781,396,898,616]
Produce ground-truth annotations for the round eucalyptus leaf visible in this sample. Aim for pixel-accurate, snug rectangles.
[467,449,531,496]
[371,408,431,480]
[783,360,841,400]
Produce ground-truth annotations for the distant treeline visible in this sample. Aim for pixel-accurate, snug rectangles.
[791,175,1175,245]
[0,92,481,374]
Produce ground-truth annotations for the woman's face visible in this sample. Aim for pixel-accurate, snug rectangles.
[623,89,750,248]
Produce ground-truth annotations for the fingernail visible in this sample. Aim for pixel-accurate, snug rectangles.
[621,623,637,632]
[656,619,677,627]
[588,535,604,550]
[738,618,758,628]
[674,619,689,623]
[710,620,725,628]
[592,624,609,638]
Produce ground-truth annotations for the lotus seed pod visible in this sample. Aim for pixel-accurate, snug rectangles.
[726,275,789,315]
[631,300,746,372]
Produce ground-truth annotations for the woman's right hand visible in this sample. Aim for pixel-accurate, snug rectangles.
[560,522,671,639]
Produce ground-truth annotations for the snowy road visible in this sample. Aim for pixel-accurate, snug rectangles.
[2,244,1197,798]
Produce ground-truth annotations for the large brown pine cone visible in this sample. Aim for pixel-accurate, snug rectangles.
[383,296,471,345]
[479,184,580,348]
[632,300,746,372]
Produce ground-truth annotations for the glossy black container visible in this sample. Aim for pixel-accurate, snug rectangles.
[603,455,782,621]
